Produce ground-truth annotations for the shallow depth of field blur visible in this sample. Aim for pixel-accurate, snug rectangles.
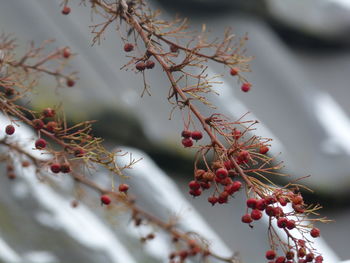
[0,0,350,262]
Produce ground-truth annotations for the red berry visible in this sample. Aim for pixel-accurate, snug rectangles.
[265,195,277,204]
[5,124,15,135]
[305,253,314,262]
[230,67,239,76]
[182,138,193,147]
[256,199,267,210]
[46,121,58,132]
[66,78,75,87]
[188,180,200,190]
[251,209,262,220]
[259,145,269,154]
[298,248,306,258]
[189,188,202,197]
[35,138,47,149]
[43,108,55,118]
[119,183,129,192]
[32,119,44,130]
[292,195,303,205]
[136,62,146,71]
[218,191,229,204]
[230,181,242,192]
[181,130,192,138]
[274,206,284,217]
[241,214,252,224]
[286,219,296,230]
[62,47,71,58]
[50,163,61,173]
[101,195,111,205]
[215,168,228,179]
[60,163,71,173]
[246,198,258,209]
[191,130,203,141]
[310,227,320,238]
[208,196,218,206]
[145,60,155,69]
[315,256,323,263]
[123,43,134,52]
[241,82,251,92]
[200,181,210,189]
[286,251,294,260]
[266,250,276,260]
[275,256,286,263]
[237,150,250,162]
[232,129,241,139]
[277,217,288,228]
[293,204,305,213]
[62,6,71,15]
[170,44,178,53]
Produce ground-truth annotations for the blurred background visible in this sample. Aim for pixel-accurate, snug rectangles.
[0,0,350,262]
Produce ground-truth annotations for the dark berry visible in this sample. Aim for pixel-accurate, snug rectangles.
[191,130,203,141]
[136,62,146,71]
[50,163,61,173]
[181,130,192,138]
[32,119,44,130]
[188,180,200,190]
[266,250,276,260]
[182,138,193,147]
[35,138,47,149]
[5,124,15,135]
[43,108,55,118]
[145,60,155,69]
[60,163,71,173]
[310,227,320,238]
[124,43,134,52]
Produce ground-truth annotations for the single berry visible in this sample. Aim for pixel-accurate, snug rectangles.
[259,145,269,154]
[182,138,193,147]
[277,217,288,228]
[101,195,111,205]
[230,67,239,76]
[246,198,258,209]
[189,188,202,197]
[241,214,253,224]
[230,181,242,192]
[43,108,55,118]
[35,138,47,149]
[119,183,129,193]
[286,251,294,260]
[208,196,218,206]
[124,43,134,52]
[278,197,288,206]
[275,256,286,263]
[203,171,215,181]
[188,180,200,190]
[274,206,284,217]
[286,219,296,230]
[60,163,71,173]
[241,82,251,92]
[237,150,250,162]
[200,181,210,189]
[46,121,58,132]
[66,78,75,87]
[62,47,71,58]
[170,44,178,53]
[181,130,192,138]
[8,173,16,180]
[145,60,155,69]
[218,191,229,204]
[305,253,314,262]
[256,199,267,210]
[266,250,276,260]
[61,6,71,15]
[298,248,306,258]
[215,168,228,179]
[191,130,203,141]
[310,227,320,238]
[265,206,275,217]
[136,62,146,71]
[32,119,45,130]
[232,129,241,139]
[293,204,305,213]
[315,256,323,263]
[5,124,15,135]
[50,163,61,173]
[194,169,205,180]
[251,209,262,220]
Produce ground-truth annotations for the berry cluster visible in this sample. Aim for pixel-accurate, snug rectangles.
[181,130,203,148]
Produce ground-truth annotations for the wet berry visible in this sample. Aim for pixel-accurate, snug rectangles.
[310,227,320,238]
[191,130,203,141]
[5,124,15,135]
[101,195,111,205]
[241,82,251,92]
[35,138,47,149]
[124,43,134,52]
[182,138,193,147]
[62,6,71,15]
[50,163,61,173]
[265,250,276,260]
[241,214,253,224]
[119,183,129,193]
